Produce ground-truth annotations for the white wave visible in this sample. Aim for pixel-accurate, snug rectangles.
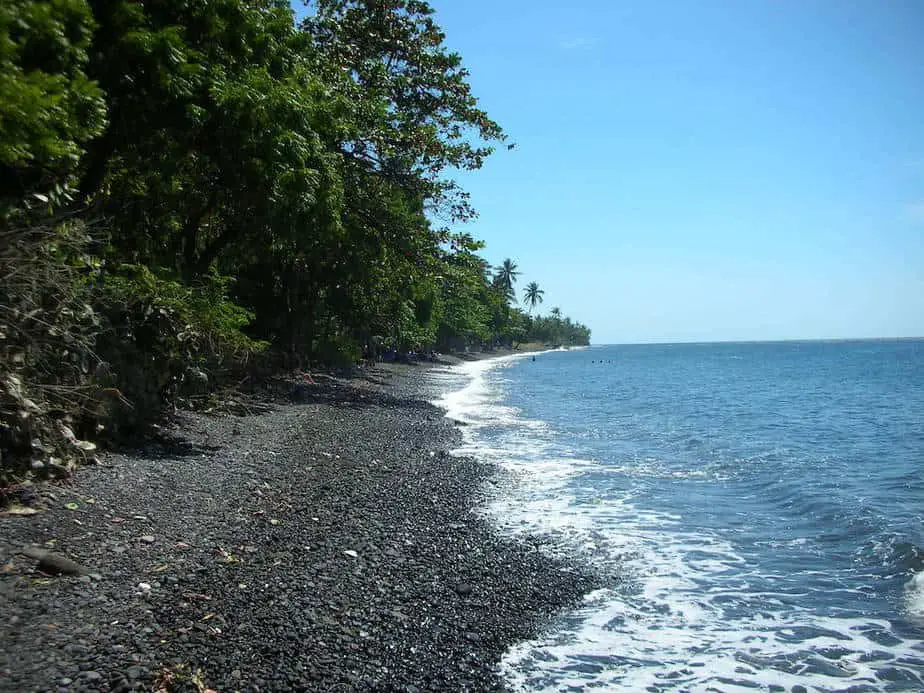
[431,352,542,429]
[905,571,924,618]
[502,605,922,692]
[494,479,924,691]
[502,517,924,691]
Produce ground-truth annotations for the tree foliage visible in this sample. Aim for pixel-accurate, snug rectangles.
[0,0,590,478]
[0,0,106,216]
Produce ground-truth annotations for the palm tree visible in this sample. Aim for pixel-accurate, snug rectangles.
[493,258,519,303]
[523,281,544,313]
[549,306,563,345]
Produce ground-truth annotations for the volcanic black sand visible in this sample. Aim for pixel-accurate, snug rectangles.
[1,360,597,692]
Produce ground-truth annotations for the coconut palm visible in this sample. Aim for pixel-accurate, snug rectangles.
[523,281,544,313]
[493,258,519,303]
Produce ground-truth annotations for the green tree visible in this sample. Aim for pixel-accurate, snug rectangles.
[0,0,106,217]
[79,0,337,273]
[433,233,492,350]
[303,0,505,222]
[523,281,544,313]
[492,258,519,303]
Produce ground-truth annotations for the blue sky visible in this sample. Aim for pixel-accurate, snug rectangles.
[296,1,924,344]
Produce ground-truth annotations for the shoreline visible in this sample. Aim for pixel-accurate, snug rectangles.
[1,361,597,691]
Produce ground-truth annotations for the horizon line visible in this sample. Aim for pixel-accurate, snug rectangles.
[591,336,924,347]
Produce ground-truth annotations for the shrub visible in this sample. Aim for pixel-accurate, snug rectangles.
[0,226,267,479]
[93,265,267,428]
[0,220,103,479]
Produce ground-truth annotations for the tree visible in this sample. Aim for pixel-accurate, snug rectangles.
[493,258,519,303]
[433,233,492,350]
[548,306,562,344]
[296,0,506,356]
[0,0,106,216]
[523,281,544,313]
[302,0,505,223]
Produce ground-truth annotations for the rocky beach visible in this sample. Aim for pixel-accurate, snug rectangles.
[0,360,596,692]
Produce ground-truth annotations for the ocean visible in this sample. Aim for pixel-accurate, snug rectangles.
[431,340,924,692]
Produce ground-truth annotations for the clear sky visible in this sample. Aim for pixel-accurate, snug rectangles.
[298,1,924,344]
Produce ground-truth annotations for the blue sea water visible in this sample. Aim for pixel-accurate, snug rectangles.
[432,340,924,692]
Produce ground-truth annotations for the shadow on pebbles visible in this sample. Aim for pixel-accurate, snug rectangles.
[1,371,598,692]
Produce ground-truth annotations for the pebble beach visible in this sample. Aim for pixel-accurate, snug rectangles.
[0,360,595,692]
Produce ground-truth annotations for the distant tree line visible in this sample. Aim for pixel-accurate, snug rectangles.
[0,0,589,477]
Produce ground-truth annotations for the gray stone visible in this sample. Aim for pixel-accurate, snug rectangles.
[20,547,87,576]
